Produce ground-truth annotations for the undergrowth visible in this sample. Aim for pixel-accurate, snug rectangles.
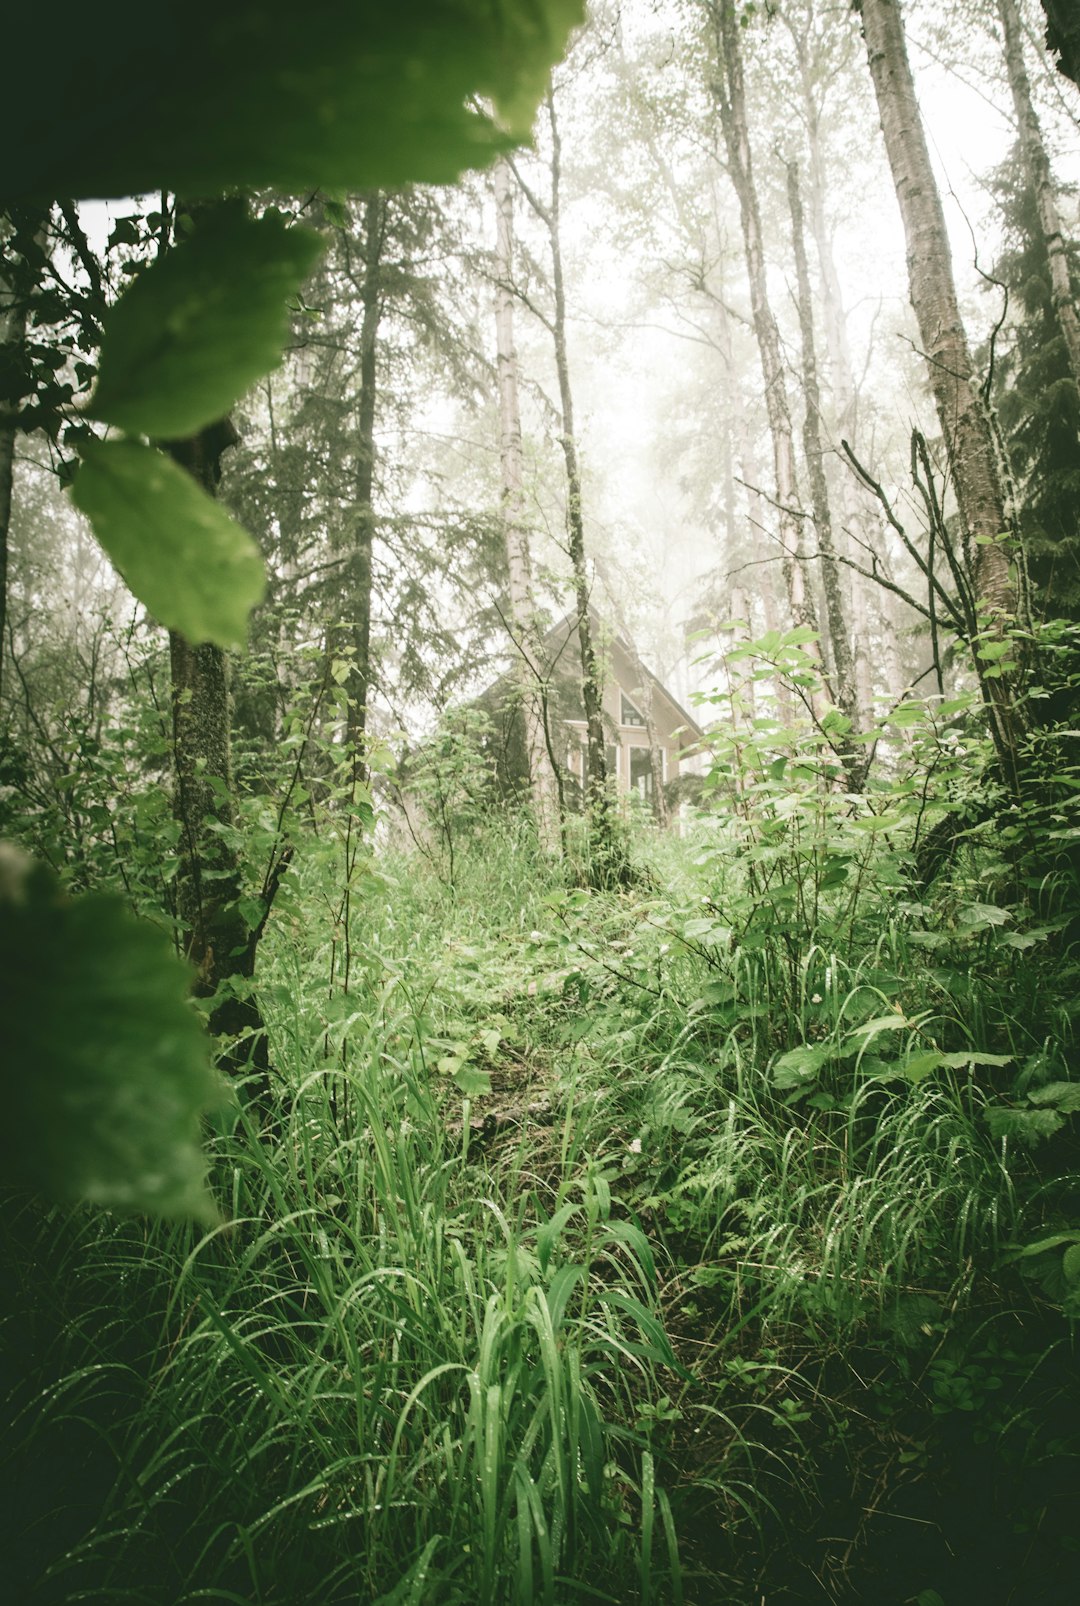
[4,773,1080,1602]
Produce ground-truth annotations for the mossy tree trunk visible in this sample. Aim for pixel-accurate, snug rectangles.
[166,422,274,1107]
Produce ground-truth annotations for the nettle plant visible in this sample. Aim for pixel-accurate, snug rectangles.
[682,624,1074,1102]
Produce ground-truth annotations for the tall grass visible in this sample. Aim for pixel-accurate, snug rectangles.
[4,814,1078,1604]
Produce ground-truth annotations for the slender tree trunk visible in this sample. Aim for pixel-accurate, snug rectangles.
[712,2,824,672]
[786,160,864,786]
[999,0,1080,385]
[0,211,46,708]
[341,194,383,765]
[741,437,796,724]
[493,157,559,847]
[859,0,1023,786]
[788,20,878,719]
[859,0,1015,613]
[165,421,273,1106]
[536,93,629,886]
[0,246,26,707]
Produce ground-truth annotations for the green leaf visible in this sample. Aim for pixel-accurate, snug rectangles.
[984,1106,1063,1147]
[4,2,585,203]
[236,895,266,933]
[772,1043,831,1090]
[887,701,927,729]
[71,438,265,648]
[845,1013,914,1045]
[1005,1229,1080,1260]
[940,1050,1014,1069]
[957,901,1011,929]
[0,847,222,1221]
[454,1064,492,1098]
[90,207,324,438]
[1028,1081,1080,1113]
[872,1050,944,1084]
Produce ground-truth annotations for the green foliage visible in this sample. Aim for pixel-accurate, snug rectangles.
[0,847,223,1221]
[89,205,324,439]
[2,1,585,203]
[71,438,265,647]
[987,149,1080,616]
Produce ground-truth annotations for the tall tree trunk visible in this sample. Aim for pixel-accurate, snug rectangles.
[0,234,27,708]
[493,157,560,848]
[786,160,864,787]
[341,194,383,766]
[527,92,628,887]
[741,436,796,724]
[712,2,825,677]
[787,15,878,717]
[165,421,273,1108]
[858,0,1023,787]
[0,210,47,708]
[859,0,1015,614]
[999,0,1080,385]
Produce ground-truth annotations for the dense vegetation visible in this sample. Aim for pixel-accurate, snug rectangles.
[3,2,1080,1602]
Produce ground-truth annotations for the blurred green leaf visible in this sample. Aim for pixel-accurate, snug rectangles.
[71,438,265,647]
[454,1064,492,1098]
[0,847,223,1221]
[3,1,585,203]
[90,207,324,437]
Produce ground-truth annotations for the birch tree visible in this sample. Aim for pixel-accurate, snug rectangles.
[515,90,630,887]
[493,157,560,847]
[858,0,1023,786]
[709,3,826,691]
[786,158,864,785]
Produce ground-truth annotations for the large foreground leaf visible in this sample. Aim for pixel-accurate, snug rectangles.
[91,207,324,438]
[0,848,223,1221]
[2,1,585,202]
[71,439,265,647]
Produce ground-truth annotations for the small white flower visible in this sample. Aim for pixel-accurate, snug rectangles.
[530,929,543,941]
[811,993,823,1004]
[629,1137,643,1154]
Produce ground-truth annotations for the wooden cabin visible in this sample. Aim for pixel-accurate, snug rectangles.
[480,610,704,818]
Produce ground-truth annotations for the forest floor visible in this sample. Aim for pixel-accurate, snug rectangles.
[4,820,1080,1604]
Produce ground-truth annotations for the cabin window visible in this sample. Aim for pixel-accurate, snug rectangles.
[629,746,660,798]
[621,693,646,727]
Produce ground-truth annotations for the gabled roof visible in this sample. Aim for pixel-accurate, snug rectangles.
[495,607,705,742]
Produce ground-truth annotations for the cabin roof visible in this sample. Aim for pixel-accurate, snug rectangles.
[486,608,705,743]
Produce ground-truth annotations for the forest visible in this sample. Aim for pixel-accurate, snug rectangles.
[2,0,1080,1600]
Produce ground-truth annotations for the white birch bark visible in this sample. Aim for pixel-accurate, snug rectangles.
[493,157,559,847]
[712,2,828,714]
